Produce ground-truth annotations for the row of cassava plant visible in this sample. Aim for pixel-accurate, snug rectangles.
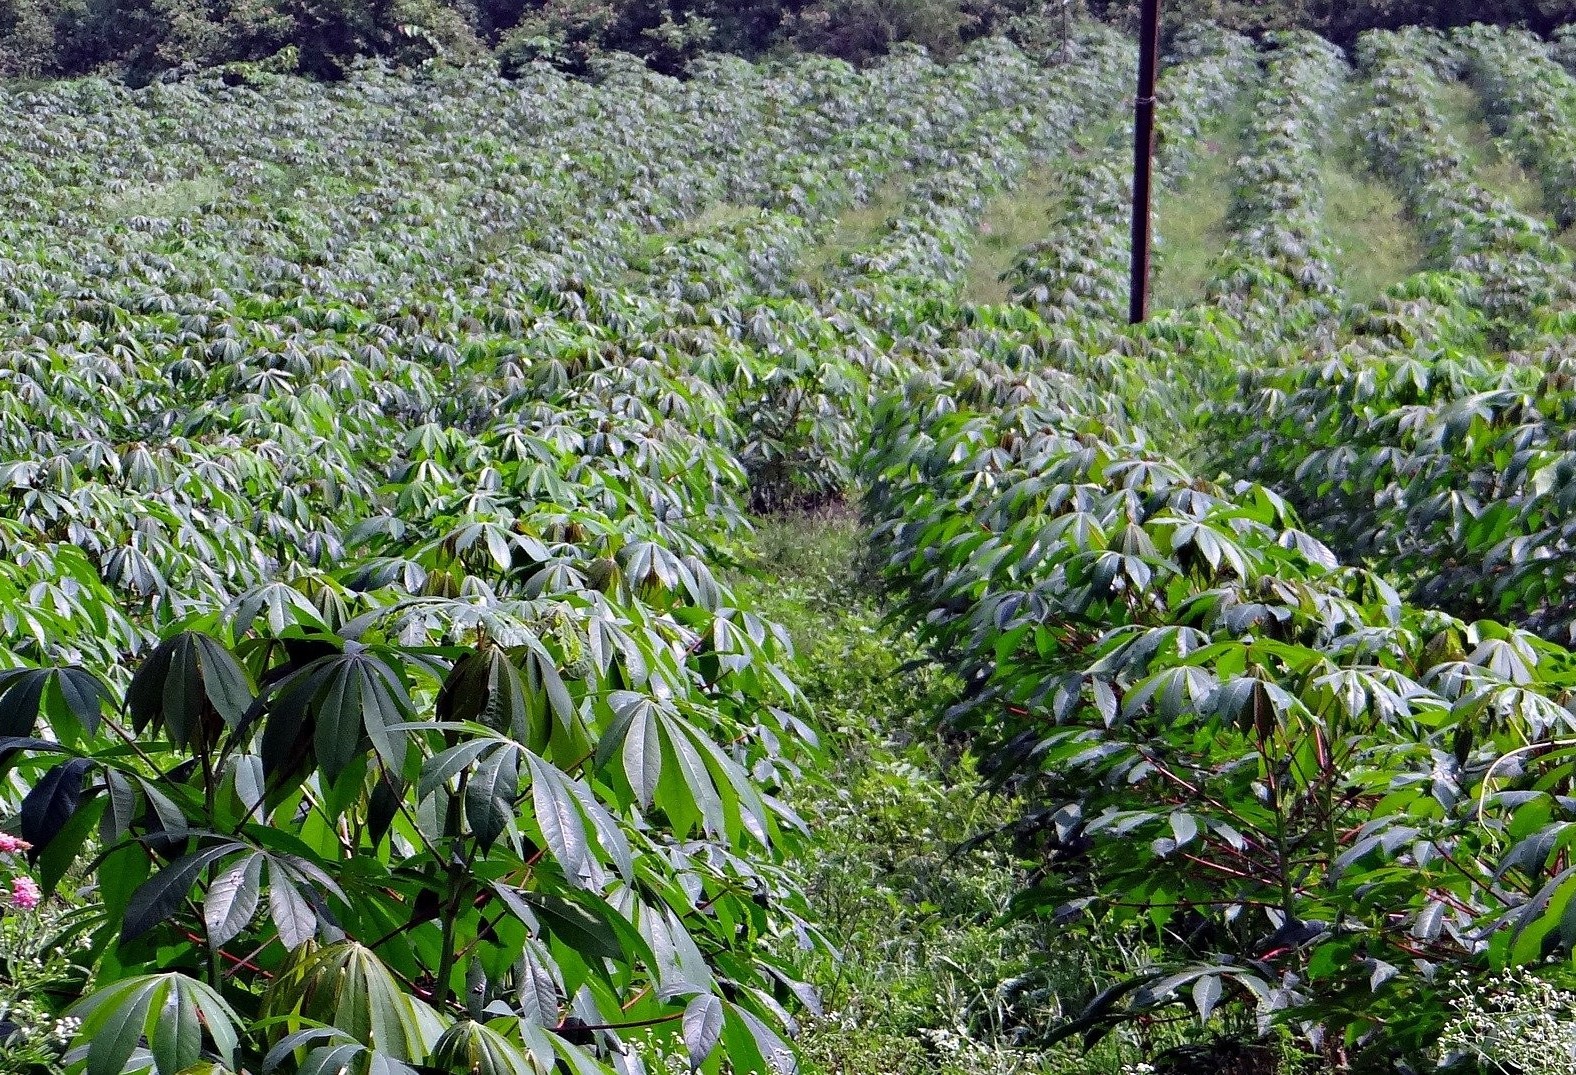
[1208,28,1576,641]
[0,23,1160,1074]
[1203,31,1347,333]
[1458,22,1576,230]
[851,23,1576,1069]
[860,331,1576,1065]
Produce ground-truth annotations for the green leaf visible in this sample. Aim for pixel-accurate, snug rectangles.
[528,755,591,883]
[122,846,234,943]
[268,650,413,783]
[127,633,254,748]
[682,994,724,1071]
[620,696,662,809]
[269,868,317,950]
[85,979,155,1075]
[315,658,368,782]
[205,853,264,949]
[1192,974,1222,1022]
[150,978,202,1074]
[466,745,519,852]
[69,974,241,1075]
[515,941,562,1027]
[0,669,50,738]
[264,943,437,1062]
[21,756,93,853]
[438,648,534,744]
[729,1003,795,1075]
[645,906,713,995]
[432,1020,538,1075]
[493,885,622,964]
[102,768,137,845]
[189,634,255,728]
[420,739,496,802]
[39,793,104,896]
[0,667,110,739]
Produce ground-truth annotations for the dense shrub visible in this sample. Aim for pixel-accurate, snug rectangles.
[0,0,482,79]
[7,0,1576,79]
[0,0,1057,79]
[1091,0,1576,47]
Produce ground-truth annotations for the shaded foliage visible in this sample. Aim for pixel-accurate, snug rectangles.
[1091,0,1576,49]
[5,0,1576,79]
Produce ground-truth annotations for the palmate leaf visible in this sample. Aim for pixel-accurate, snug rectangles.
[437,647,537,746]
[20,756,94,855]
[127,632,254,750]
[722,1003,797,1075]
[656,716,725,838]
[642,904,714,997]
[264,1029,420,1075]
[225,581,331,637]
[122,845,238,943]
[431,1020,538,1075]
[0,665,112,739]
[525,754,633,885]
[262,647,413,782]
[317,651,414,780]
[263,942,444,1063]
[67,973,241,1075]
[596,691,663,808]
[123,842,337,952]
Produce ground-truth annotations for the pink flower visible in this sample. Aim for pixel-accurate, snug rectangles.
[8,876,41,910]
[0,834,32,855]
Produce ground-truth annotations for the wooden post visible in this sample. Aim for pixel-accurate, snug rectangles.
[1128,0,1161,325]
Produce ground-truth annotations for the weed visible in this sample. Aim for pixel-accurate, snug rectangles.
[1320,99,1426,304]
[1152,111,1245,310]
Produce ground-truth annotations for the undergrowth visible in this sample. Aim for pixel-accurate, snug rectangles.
[1152,109,1246,311]
[1429,78,1548,218]
[736,511,1271,1075]
[967,167,1070,305]
[1321,99,1426,303]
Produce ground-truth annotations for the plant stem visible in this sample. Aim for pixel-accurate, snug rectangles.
[430,767,470,1011]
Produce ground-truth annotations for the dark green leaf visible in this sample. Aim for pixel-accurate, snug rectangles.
[122,846,233,943]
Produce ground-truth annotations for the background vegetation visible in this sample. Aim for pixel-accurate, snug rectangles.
[5,0,1576,81]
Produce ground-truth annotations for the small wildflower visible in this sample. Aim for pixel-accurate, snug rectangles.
[6,878,40,911]
[0,835,30,856]
[1439,969,1576,1073]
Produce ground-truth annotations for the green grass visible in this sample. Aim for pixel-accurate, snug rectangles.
[1321,159,1427,307]
[963,167,1066,304]
[616,201,762,278]
[1319,99,1428,305]
[1151,117,1244,311]
[103,173,228,220]
[1431,79,1548,218]
[796,181,908,289]
[733,511,1228,1075]
[964,121,1126,305]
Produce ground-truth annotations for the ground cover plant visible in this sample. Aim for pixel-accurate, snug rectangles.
[13,12,1576,1075]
